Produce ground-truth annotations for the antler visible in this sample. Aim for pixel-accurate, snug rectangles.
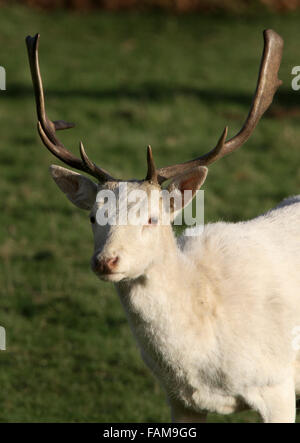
[26,33,114,182]
[26,30,283,186]
[145,145,158,184]
[156,29,283,184]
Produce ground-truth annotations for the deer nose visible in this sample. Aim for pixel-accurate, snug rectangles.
[93,256,119,274]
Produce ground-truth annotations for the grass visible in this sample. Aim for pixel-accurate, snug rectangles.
[0,5,300,423]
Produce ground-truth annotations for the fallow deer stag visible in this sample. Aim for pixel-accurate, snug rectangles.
[26,30,300,423]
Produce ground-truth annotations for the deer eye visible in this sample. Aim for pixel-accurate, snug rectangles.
[148,216,158,225]
[90,216,96,224]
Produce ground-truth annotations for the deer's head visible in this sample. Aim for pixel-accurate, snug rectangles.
[26,31,283,282]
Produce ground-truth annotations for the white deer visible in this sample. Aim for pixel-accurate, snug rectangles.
[26,30,300,423]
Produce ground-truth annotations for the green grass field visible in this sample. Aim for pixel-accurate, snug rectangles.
[0,5,300,422]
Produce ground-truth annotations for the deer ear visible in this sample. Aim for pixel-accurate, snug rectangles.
[49,165,98,210]
[166,166,208,219]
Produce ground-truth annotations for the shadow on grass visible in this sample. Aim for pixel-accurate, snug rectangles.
[4,82,300,117]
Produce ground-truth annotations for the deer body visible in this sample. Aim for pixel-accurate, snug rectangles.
[26,30,300,421]
[116,197,300,421]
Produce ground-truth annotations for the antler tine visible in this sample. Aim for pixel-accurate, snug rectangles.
[156,29,283,184]
[79,141,114,181]
[145,145,158,184]
[26,33,114,182]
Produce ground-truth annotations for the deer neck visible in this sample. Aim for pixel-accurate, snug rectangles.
[115,228,216,375]
[116,226,186,306]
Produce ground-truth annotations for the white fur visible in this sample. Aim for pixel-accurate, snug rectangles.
[50,165,300,423]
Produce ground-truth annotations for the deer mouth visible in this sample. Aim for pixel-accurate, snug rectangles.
[94,270,125,282]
